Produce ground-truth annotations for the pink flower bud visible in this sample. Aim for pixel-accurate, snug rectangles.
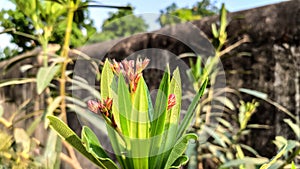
[87,100,100,114]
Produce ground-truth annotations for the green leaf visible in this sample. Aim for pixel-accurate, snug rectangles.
[43,129,61,169]
[259,144,287,169]
[81,126,119,169]
[219,3,227,38]
[169,155,189,169]
[131,77,150,168]
[150,68,170,136]
[239,88,268,99]
[118,74,132,137]
[214,96,235,110]
[177,78,208,139]
[220,157,268,168]
[70,77,101,100]
[47,115,108,168]
[283,118,300,139]
[66,104,107,134]
[131,76,149,138]
[37,65,60,94]
[26,113,43,136]
[203,126,227,148]
[239,88,296,120]
[165,68,182,132]
[157,68,182,168]
[291,161,296,169]
[0,78,36,88]
[164,133,197,169]
[44,96,62,128]
[239,144,261,157]
[101,59,114,99]
[211,23,218,39]
[149,68,170,168]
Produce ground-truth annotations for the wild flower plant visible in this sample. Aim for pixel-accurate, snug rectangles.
[47,58,207,169]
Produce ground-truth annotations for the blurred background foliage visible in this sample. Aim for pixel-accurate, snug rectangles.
[88,5,149,43]
[158,0,218,27]
[0,0,96,58]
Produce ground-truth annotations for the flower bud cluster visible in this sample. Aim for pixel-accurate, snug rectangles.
[111,58,150,93]
[87,97,117,128]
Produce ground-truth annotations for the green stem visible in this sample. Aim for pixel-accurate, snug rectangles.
[59,1,75,123]
[41,40,48,67]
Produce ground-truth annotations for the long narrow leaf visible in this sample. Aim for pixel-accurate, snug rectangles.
[149,68,170,169]
[101,59,114,99]
[220,157,269,168]
[47,115,108,168]
[239,88,295,119]
[164,133,197,169]
[169,155,189,169]
[157,68,182,168]
[283,119,300,139]
[43,129,61,169]
[118,74,131,137]
[69,77,101,100]
[44,96,62,128]
[131,77,149,169]
[81,126,119,169]
[150,68,170,136]
[0,78,36,88]
[37,65,60,94]
[177,78,208,139]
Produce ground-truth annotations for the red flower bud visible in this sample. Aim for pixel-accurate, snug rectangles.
[167,94,176,110]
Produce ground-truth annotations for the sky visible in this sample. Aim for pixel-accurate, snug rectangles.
[0,0,288,51]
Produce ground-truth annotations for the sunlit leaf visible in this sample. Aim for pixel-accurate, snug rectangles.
[150,68,170,136]
[47,115,108,168]
[177,78,207,139]
[260,144,287,169]
[100,59,114,99]
[203,126,227,148]
[44,96,62,128]
[130,76,149,168]
[157,68,182,168]
[214,96,235,110]
[69,77,101,100]
[0,78,36,88]
[37,65,60,94]
[169,155,189,169]
[117,74,131,137]
[149,68,170,168]
[239,88,268,99]
[164,133,197,169]
[81,126,119,169]
[220,157,268,168]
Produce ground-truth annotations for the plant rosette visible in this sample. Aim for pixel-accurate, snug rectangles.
[48,58,207,169]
